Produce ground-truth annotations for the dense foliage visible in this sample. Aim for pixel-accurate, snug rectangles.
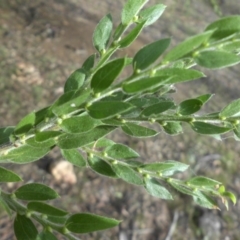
[0,0,240,239]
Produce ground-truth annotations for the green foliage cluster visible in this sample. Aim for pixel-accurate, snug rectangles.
[0,0,240,239]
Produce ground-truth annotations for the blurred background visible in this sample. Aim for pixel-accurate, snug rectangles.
[0,0,240,239]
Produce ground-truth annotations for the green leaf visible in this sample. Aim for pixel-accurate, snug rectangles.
[14,112,35,136]
[219,99,240,118]
[178,99,203,115]
[26,136,56,149]
[190,122,232,135]
[102,119,124,126]
[162,122,183,135]
[37,231,57,240]
[121,0,148,25]
[91,58,125,93]
[64,68,85,93]
[35,107,54,126]
[122,76,170,94]
[66,213,120,233]
[205,15,240,41]
[129,98,148,108]
[82,54,95,72]
[105,143,139,159]
[122,122,158,138]
[140,160,189,176]
[14,183,59,201]
[35,131,62,142]
[60,114,101,133]
[169,181,196,197]
[61,149,86,168]
[112,164,143,185]
[0,166,22,182]
[163,30,215,62]
[27,202,68,216]
[47,216,67,225]
[141,101,174,117]
[195,50,240,69]
[51,89,91,117]
[94,138,115,148]
[119,20,146,48]
[233,124,240,140]
[1,145,50,164]
[93,14,113,52]
[0,196,12,216]
[221,191,237,205]
[187,176,221,189]
[87,101,133,119]
[193,192,219,209]
[88,157,118,178]
[133,38,171,70]
[196,93,214,104]
[139,4,166,26]
[14,214,38,240]
[144,178,172,199]
[155,68,205,84]
[57,126,115,149]
[220,40,240,53]
[0,127,14,145]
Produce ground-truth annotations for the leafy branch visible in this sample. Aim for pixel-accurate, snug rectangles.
[0,0,240,239]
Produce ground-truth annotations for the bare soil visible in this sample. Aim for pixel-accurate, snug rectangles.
[0,0,240,239]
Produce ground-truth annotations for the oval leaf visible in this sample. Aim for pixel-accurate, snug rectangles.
[87,101,133,119]
[140,160,189,176]
[66,213,120,233]
[122,76,170,94]
[162,122,183,135]
[35,131,62,142]
[119,20,146,48]
[122,122,158,138]
[178,99,203,115]
[112,164,143,185]
[57,126,115,149]
[133,38,171,70]
[141,101,174,117]
[0,166,22,182]
[0,127,14,145]
[27,202,68,216]
[88,157,118,178]
[60,114,101,134]
[61,149,86,168]
[14,112,35,136]
[219,99,240,118]
[93,14,113,52]
[14,214,38,240]
[82,54,95,72]
[51,89,91,117]
[106,143,139,159]
[187,176,221,189]
[121,0,148,25]
[139,4,166,26]
[191,122,231,135]
[91,58,125,93]
[163,30,215,62]
[144,178,172,199]
[205,15,240,41]
[155,68,205,84]
[64,68,85,93]
[195,50,240,69]
[14,183,59,201]
[2,145,50,164]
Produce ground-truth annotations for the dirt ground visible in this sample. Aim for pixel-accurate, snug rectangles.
[0,0,240,239]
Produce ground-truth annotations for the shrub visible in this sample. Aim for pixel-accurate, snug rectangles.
[0,0,240,239]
